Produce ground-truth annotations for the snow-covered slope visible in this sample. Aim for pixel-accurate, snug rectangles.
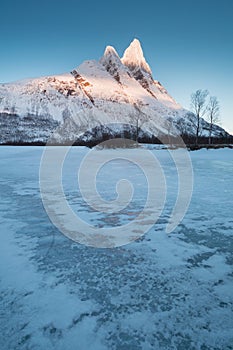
[0,39,228,144]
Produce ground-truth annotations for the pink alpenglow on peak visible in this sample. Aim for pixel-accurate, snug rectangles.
[99,45,122,66]
[121,38,152,76]
[103,46,120,59]
[0,38,229,144]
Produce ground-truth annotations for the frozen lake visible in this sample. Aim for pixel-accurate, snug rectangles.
[0,146,232,349]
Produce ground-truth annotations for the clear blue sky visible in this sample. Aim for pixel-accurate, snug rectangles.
[1,0,232,133]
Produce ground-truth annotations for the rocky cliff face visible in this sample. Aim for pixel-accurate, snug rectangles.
[0,39,228,144]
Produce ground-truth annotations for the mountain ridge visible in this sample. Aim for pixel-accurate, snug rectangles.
[0,39,229,144]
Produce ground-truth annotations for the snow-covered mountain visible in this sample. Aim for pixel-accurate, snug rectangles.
[0,39,228,144]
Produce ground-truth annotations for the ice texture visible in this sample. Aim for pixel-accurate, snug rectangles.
[0,146,232,349]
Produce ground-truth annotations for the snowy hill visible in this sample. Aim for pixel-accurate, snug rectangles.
[0,39,229,144]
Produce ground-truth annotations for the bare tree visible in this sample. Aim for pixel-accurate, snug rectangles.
[207,96,220,145]
[130,103,147,142]
[190,89,209,145]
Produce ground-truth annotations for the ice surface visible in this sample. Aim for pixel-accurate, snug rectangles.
[0,146,232,349]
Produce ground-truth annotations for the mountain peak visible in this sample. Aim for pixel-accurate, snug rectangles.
[100,45,122,67]
[121,38,152,76]
[104,45,120,58]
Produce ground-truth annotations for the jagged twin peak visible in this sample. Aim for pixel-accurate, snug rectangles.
[99,45,126,83]
[101,45,122,65]
[100,38,153,77]
[121,38,152,76]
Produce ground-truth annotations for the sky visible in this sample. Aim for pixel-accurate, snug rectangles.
[0,0,232,134]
